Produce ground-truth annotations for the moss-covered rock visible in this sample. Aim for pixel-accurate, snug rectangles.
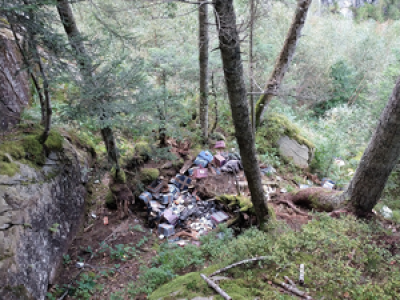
[139,168,160,183]
[216,194,255,213]
[135,141,151,159]
[256,113,315,167]
[44,130,64,152]
[22,135,45,165]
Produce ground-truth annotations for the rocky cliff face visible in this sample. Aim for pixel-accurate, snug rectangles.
[0,29,30,131]
[0,136,93,300]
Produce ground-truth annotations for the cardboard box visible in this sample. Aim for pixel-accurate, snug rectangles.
[162,209,179,225]
[214,140,226,149]
[213,154,226,167]
[211,211,229,225]
[158,224,175,237]
[193,168,208,179]
[174,174,192,190]
[147,180,163,194]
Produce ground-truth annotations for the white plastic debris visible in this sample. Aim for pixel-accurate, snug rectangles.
[280,188,287,193]
[76,262,85,268]
[159,234,165,240]
[90,212,97,219]
[322,181,334,189]
[94,180,100,184]
[380,205,393,219]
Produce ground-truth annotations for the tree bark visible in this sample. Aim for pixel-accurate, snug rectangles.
[249,0,255,134]
[214,0,269,225]
[343,74,400,214]
[199,2,209,142]
[255,0,312,128]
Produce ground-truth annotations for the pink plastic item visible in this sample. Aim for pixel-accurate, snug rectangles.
[213,154,226,167]
[214,141,226,149]
[193,168,208,179]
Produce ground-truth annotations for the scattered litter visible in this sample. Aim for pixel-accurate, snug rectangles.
[299,184,311,189]
[158,224,175,237]
[94,180,100,184]
[380,205,393,219]
[260,166,276,174]
[103,216,109,225]
[159,234,165,240]
[90,212,97,219]
[321,178,335,189]
[221,160,242,173]
[334,158,345,166]
[193,168,208,179]
[76,262,85,268]
[211,211,229,225]
[280,188,287,193]
[214,140,226,149]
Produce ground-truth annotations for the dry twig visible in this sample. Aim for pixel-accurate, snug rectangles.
[201,273,232,300]
[210,256,271,277]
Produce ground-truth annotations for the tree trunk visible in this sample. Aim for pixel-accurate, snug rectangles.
[343,74,400,214]
[56,0,119,167]
[199,3,209,142]
[57,0,127,218]
[255,0,312,128]
[214,0,269,225]
[249,0,255,134]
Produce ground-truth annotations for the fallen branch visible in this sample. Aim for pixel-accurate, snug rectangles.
[278,280,313,300]
[210,256,272,277]
[276,199,310,216]
[284,275,296,287]
[201,273,232,300]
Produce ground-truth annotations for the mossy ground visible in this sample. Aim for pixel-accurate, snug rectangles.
[139,168,160,183]
[146,216,400,300]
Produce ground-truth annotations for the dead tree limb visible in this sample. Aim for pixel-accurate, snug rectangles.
[276,199,310,216]
[201,273,232,300]
[255,0,312,128]
[210,256,272,277]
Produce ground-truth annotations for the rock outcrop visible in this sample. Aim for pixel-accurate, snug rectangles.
[0,135,93,300]
[277,136,310,168]
[0,29,30,131]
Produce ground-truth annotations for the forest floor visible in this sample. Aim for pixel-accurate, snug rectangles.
[49,161,400,300]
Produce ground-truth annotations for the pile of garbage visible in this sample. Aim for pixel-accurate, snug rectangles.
[138,141,243,245]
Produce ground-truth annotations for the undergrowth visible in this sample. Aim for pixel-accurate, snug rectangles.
[138,216,400,300]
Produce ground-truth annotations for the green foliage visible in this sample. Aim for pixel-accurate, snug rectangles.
[135,142,152,159]
[49,223,60,233]
[63,254,71,265]
[70,272,102,300]
[313,60,358,117]
[109,244,137,261]
[354,0,400,22]
[139,168,160,183]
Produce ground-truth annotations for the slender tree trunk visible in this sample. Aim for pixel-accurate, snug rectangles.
[56,0,120,168]
[343,75,400,214]
[199,3,209,142]
[249,0,255,134]
[214,0,269,225]
[255,0,312,128]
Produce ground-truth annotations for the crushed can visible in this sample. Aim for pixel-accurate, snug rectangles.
[193,168,208,179]
[211,211,229,225]
[162,209,179,225]
[147,179,164,194]
[158,224,175,237]
[139,192,152,204]
[213,154,226,167]
[214,140,226,149]
[160,193,173,205]
[174,174,192,191]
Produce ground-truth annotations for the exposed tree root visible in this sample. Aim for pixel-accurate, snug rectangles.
[275,199,309,216]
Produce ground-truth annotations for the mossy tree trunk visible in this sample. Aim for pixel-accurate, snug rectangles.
[214,0,269,225]
[255,0,312,129]
[199,2,209,143]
